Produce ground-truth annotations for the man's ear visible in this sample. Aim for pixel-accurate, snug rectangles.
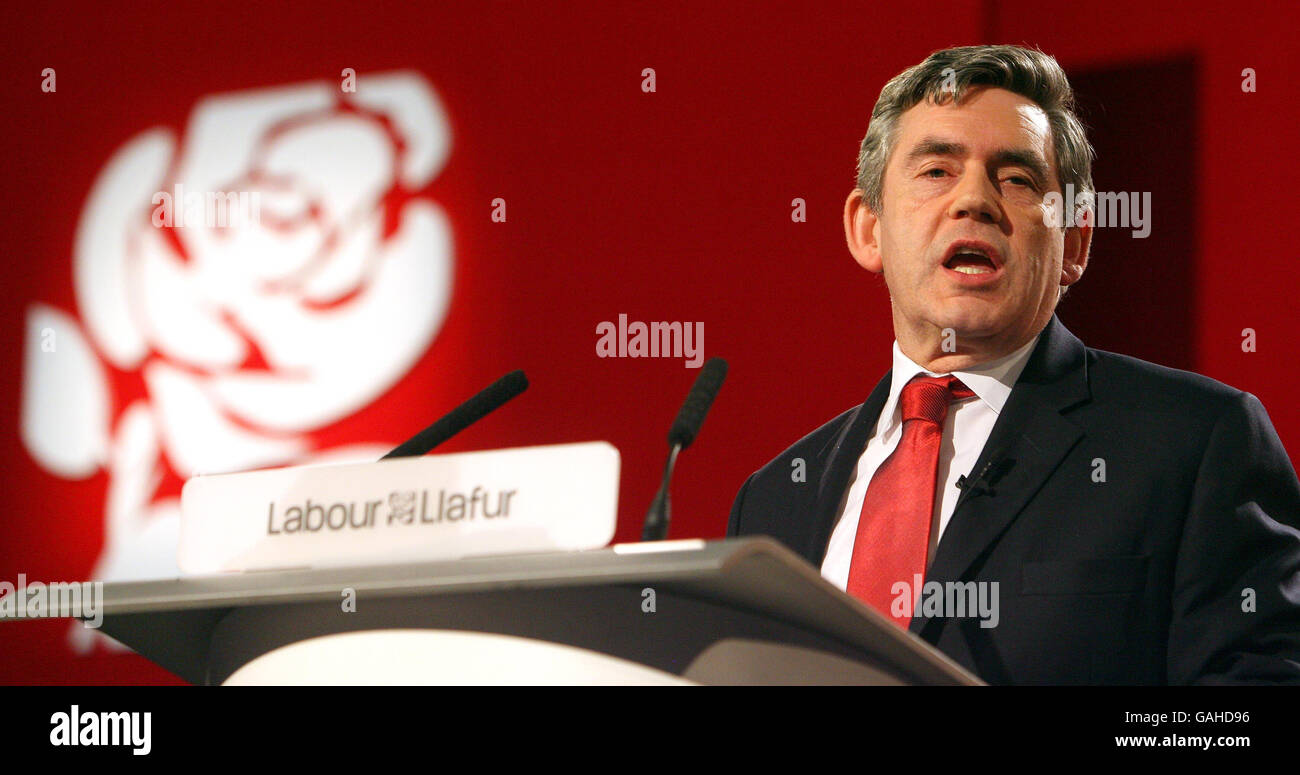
[1061,219,1092,288]
[844,188,884,274]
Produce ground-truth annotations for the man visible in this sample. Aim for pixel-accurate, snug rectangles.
[727,45,1300,685]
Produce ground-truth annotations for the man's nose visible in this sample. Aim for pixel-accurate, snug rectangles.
[946,170,1001,225]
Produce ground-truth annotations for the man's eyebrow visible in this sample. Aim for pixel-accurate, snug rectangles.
[903,137,1052,183]
[904,138,967,164]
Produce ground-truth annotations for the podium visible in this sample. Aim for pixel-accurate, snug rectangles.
[77,537,983,685]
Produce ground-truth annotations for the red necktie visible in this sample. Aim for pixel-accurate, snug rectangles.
[846,374,975,628]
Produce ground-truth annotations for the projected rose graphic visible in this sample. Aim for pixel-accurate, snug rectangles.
[20,72,454,651]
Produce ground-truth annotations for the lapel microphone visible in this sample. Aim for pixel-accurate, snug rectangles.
[956,455,1007,497]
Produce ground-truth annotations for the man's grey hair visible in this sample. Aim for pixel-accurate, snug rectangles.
[855,44,1095,220]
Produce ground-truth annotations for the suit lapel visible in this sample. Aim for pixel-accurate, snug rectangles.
[808,370,893,565]
[909,315,1092,639]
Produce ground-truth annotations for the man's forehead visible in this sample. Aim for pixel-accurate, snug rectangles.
[894,87,1054,162]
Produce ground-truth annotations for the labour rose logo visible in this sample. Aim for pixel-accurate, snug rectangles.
[19,72,454,652]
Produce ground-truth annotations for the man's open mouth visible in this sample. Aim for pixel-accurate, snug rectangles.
[942,241,1003,277]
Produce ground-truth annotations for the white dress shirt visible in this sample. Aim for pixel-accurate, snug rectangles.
[820,333,1041,590]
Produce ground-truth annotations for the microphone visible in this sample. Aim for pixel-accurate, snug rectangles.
[381,370,529,459]
[956,453,1009,496]
[642,357,728,541]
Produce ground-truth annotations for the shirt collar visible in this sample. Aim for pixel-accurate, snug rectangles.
[876,331,1042,437]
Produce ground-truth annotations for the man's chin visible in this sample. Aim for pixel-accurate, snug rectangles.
[928,303,1011,339]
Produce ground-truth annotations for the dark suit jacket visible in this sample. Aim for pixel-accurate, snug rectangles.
[727,315,1300,684]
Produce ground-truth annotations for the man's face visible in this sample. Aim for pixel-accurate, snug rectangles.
[850,86,1088,352]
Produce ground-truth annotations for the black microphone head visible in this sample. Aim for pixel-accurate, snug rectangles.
[381,369,528,459]
[497,369,529,398]
[458,370,528,431]
[668,357,728,450]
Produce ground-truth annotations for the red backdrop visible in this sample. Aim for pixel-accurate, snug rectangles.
[1,0,1296,684]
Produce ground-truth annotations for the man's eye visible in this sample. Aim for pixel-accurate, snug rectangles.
[923,168,948,178]
[1004,175,1035,188]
